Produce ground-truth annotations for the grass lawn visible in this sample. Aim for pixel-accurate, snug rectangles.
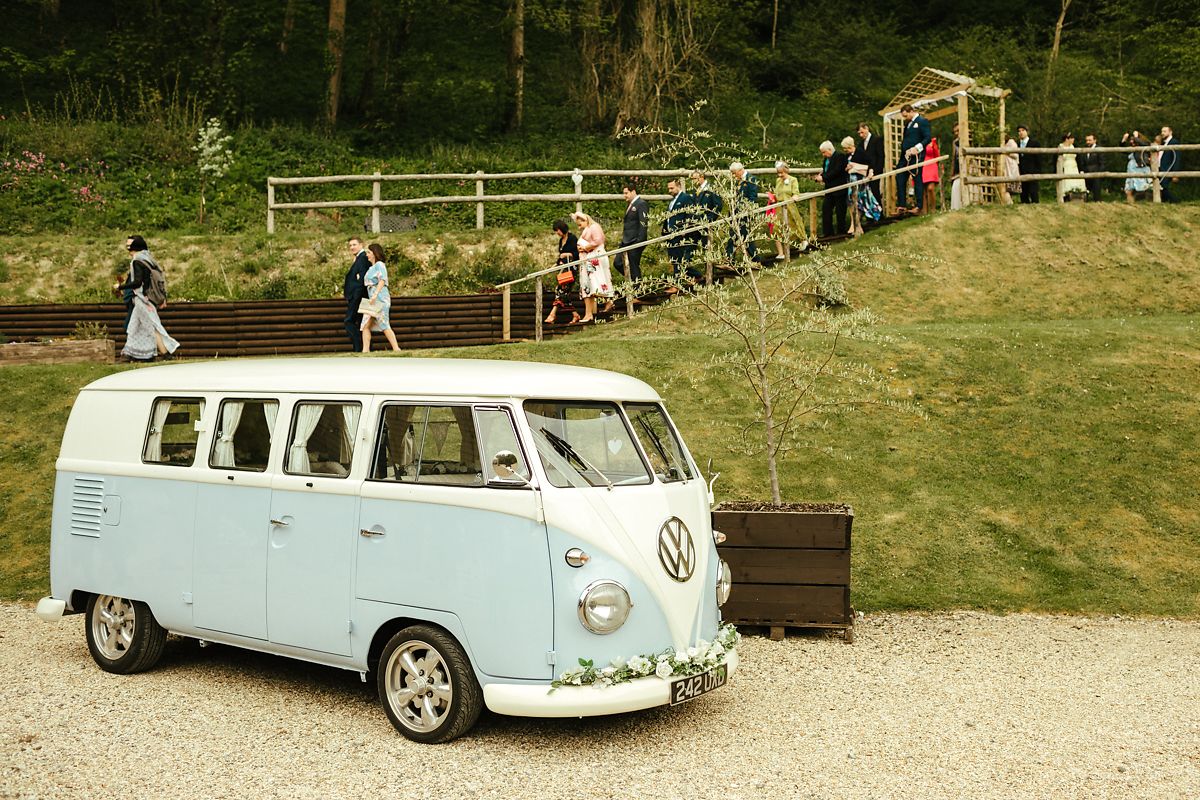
[1,204,1198,615]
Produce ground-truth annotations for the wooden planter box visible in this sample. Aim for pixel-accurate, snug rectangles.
[714,506,853,641]
[0,339,113,366]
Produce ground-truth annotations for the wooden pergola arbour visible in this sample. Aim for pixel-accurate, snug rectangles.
[878,67,1011,214]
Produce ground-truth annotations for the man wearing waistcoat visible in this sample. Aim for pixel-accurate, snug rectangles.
[613,182,649,284]
[1017,125,1041,203]
[896,104,932,213]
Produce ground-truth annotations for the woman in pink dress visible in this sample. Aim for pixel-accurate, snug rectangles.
[921,137,941,213]
[571,211,613,322]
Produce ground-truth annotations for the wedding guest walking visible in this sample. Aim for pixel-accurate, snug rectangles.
[813,140,849,237]
[1159,126,1181,203]
[1122,131,1152,203]
[1002,135,1021,204]
[360,243,401,353]
[545,219,581,325]
[772,160,809,258]
[344,236,370,350]
[1056,133,1087,202]
[727,161,759,261]
[662,178,699,287]
[921,136,941,212]
[853,122,885,203]
[572,211,613,321]
[897,104,932,213]
[613,181,649,286]
[118,235,179,362]
[1079,133,1105,202]
[1017,125,1042,203]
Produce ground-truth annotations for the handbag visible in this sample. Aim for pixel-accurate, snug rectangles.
[358,297,384,317]
[556,268,574,286]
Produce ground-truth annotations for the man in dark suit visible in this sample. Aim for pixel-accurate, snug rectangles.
[896,103,931,213]
[343,236,370,350]
[1017,125,1041,203]
[853,122,885,203]
[613,181,649,283]
[661,178,698,284]
[726,161,759,261]
[1079,133,1105,202]
[690,171,723,250]
[814,140,849,237]
[1159,126,1181,203]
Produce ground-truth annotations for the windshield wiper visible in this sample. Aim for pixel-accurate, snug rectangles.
[635,415,675,478]
[539,427,613,490]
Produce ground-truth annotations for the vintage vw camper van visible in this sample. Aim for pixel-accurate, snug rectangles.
[38,358,737,742]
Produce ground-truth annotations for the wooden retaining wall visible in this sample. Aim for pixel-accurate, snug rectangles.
[0,293,563,358]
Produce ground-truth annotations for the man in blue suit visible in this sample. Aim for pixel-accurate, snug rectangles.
[726,161,759,261]
[896,103,931,213]
[1160,126,1181,203]
[343,236,370,350]
[662,178,698,285]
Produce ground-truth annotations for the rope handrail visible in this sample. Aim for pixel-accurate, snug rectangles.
[495,155,950,289]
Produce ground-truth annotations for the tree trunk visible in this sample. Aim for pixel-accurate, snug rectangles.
[1042,0,1072,124]
[326,0,348,128]
[508,0,526,131]
[579,0,604,127]
[357,0,383,112]
[280,0,297,53]
[771,0,779,50]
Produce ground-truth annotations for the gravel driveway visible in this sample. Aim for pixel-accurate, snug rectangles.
[2,604,1197,800]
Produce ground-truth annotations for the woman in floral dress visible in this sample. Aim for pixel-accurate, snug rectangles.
[360,243,401,353]
[572,211,613,322]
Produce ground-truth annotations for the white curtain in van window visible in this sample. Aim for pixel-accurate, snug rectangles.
[143,400,172,462]
[212,401,245,468]
[340,405,360,463]
[263,402,278,442]
[288,404,325,472]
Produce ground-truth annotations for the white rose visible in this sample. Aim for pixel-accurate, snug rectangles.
[696,639,710,653]
[686,646,699,659]
[601,666,616,677]
[675,650,688,662]
[572,675,583,686]
[655,660,674,680]
[610,658,626,670]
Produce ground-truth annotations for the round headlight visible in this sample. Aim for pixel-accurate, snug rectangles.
[577,580,632,635]
[716,559,732,606]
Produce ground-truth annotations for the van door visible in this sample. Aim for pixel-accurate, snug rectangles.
[193,398,279,640]
[356,404,552,679]
[267,399,364,657]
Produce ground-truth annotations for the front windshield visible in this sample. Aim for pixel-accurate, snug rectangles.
[524,401,651,488]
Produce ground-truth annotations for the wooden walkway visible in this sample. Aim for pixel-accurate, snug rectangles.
[0,293,570,358]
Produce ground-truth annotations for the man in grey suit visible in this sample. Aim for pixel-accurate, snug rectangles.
[613,181,649,283]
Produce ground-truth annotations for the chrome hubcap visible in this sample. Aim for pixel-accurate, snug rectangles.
[384,641,453,733]
[92,595,135,660]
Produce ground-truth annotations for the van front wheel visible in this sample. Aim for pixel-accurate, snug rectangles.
[377,625,482,743]
[85,594,168,674]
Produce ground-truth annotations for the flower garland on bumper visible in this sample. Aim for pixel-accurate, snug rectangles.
[551,623,739,690]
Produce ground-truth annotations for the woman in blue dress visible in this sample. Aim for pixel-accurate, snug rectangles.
[361,243,401,352]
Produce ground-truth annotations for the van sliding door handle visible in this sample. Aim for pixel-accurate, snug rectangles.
[360,527,386,538]
[270,518,290,527]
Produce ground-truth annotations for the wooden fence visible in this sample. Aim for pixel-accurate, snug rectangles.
[266,166,821,234]
[0,294,561,359]
[962,143,1200,203]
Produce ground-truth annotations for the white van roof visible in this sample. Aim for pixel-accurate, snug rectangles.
[81,357,663,402]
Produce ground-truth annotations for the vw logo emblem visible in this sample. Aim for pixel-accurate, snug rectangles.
[657,517,696,582]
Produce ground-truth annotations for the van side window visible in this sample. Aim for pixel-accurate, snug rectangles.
[285,402,360,477]
[143,398,204,466]
[476,407,531,483]
[210,399,279,472]
[371,405,483,487]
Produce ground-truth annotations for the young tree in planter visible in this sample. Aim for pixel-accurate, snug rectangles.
[627,124,921,504]
[193,118,234,224]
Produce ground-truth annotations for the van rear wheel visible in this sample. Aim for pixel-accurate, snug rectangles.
[377,624,482,743]
[84,594,167,674]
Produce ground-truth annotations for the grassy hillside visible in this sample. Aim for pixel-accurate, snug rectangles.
[2,204,1198,616]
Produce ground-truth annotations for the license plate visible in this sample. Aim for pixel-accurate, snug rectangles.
[669,664,728,706]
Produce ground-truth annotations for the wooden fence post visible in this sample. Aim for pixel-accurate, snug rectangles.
[266,180,275,234]
[502,286,511,341]
[534,277,544,342]
[371,172,381,233]
[573,169,583,214]
[1151,154,1162,203]
[476,171,486,229]
[809,197,818,240]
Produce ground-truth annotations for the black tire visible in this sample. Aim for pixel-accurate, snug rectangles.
[84,594,168,674]
[376,624,483,744]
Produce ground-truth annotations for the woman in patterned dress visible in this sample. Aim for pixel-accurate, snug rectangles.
[360,243,401,353]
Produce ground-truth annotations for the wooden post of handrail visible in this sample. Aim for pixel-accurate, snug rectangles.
[266,180,276,234]
[1151,154,1162,203]
[502,285,511,341]
[371,172,381,233]
[809,197,818,240]
[534,277,544,342]
[476,170,485,229]
[573,168,583,214]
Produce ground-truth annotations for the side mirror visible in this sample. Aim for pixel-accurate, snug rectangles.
[487,450,529,488]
